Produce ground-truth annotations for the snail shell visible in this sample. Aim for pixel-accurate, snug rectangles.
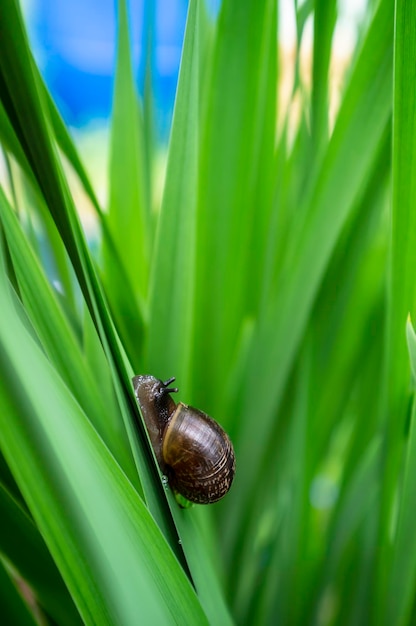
[132,375,235,504]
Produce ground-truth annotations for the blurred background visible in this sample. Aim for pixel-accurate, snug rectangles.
[21,0,366,133]
[19,0,366,214]
[22,0,192,139]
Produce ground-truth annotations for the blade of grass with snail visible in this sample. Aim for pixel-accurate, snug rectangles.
[143,2,233,622]
[186,2,278,591]
[0,0,182,545]
[3,2,232,613]
[0,248,208,625]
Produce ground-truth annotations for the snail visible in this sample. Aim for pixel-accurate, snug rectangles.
[132,375,235,505]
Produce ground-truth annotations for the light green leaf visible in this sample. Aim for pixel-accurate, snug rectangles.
[231,0,393,538]
[377,0,416,617]
[0,253,207,625]
[105,0,150,306]
[146,0,199,391]
[0,482,81,625]
[0,560,38,626]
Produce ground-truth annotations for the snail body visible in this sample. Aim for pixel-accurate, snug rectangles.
[132,375,235,505]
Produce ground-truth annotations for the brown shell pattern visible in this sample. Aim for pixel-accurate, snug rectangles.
[162,403,236,504]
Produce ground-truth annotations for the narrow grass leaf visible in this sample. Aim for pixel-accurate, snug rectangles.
[376,0,416,615]
[0,263,207,625]
[0,108,76,310]
[38,72,147,362]
[384,318,416,626]
[0,185,137,485]
[231,0,393,535]
[0,560,38,626]
[0,0,93,308]
[192,0,277,412]
[146,0,199,392]
[311,0,337,151]
[170,506,234,626]
[0,101,35,189]
[249,349,311,625]
[407,315,416,386]
[0,0,180,542]
[105,0,150,305]
[0,483,81,626]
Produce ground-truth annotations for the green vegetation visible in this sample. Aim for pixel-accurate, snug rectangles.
[1,0,416,623]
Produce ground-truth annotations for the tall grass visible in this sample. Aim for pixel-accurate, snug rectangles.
[0,0,416,624]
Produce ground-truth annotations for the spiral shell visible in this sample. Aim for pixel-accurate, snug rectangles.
[132,375,235,505]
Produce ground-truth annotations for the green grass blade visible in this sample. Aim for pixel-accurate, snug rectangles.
[0,101,35,189]
[0,0,93,308]
[0,185,137,485]
[145,0,199,391]
[192,0,277,412]
[42,85,101,214]
[407,316,416,385]
[3,0,413,622]
[0,482,81,625]
[38,71,147,365]
[143,3,260,617]
[375,0,416,617]
[311,0,337,151]
[0,105,77,309]
[171,507,234,626]
[0,259,207,625]
[384,318,416,625]
[105,0,150,305]
[230,0,393,539]
[0,560,38,626]
[0,0,179,541]
[0,0,131,356]
[248,348,311,625]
